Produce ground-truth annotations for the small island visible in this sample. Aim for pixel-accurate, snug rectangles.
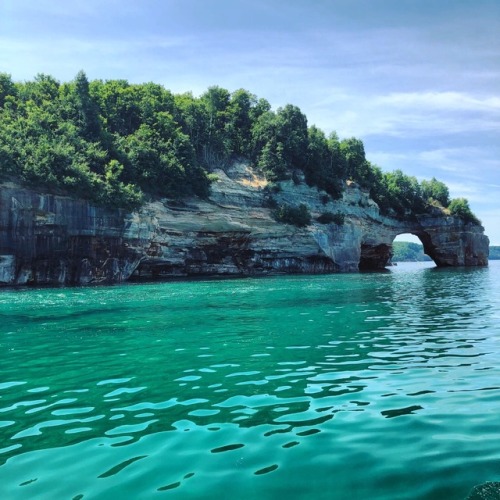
[0,72,489,285]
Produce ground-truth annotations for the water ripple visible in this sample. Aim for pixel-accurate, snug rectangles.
[0,263,499,499]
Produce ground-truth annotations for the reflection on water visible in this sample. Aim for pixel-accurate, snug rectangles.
[0,262,499,499]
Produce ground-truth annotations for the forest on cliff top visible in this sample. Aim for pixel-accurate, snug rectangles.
[0,71,479,224]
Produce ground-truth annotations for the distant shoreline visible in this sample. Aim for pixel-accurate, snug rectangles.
[394,241,499,261]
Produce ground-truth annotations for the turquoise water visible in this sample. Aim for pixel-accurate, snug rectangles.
[1,262,499,499]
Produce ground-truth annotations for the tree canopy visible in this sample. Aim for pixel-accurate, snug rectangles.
[0,71,480,224]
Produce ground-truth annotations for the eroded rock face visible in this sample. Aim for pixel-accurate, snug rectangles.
[0,164,489,286]
[0,184,144,285]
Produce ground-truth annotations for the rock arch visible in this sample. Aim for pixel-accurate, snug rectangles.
[358,215,489,270]
[0,171,490,286]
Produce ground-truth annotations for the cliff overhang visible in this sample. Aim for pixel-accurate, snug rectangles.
[0,164,489,286]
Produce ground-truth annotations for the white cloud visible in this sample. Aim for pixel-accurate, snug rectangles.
[445,182,484,203]
[369,146,500,180]
[417,148,500,176]
[311,89,500,139]
[376,92,500,113]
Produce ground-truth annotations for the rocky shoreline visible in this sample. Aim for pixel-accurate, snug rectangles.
[0,163,489,286]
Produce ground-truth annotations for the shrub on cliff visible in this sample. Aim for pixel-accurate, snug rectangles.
[421,177,450,207]
[273,203,311,227]
[448,198,481,225]
[316,211,345,225]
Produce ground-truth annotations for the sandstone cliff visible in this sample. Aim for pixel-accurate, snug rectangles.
[0,163,489,286]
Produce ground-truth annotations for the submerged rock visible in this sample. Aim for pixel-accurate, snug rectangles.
[466,482,500,500]
[0,163,489,286]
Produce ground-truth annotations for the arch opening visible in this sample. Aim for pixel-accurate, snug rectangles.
[390,232,438,266]
[358,232,441,270]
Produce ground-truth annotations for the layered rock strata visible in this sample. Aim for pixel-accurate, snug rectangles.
[0,164,489,286]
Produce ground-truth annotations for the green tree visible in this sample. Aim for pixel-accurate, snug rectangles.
[368,165,392,213]
[251,109,277,159]
[251,104,308,179]
[99,159,143,209]
[0,73,17,108]
[304,125,328,184]
[20,73,60,106]
[249,97,271,122]
[258,139,287,181]
[61,70,102,141]
[225,88,256,156]
[275,104,308,170]
[448,198,480,224]
[173,92,209,158]
[420,177,450,207]
[90,79,141,136]
[382,170,423,215]
[327,132,347,181]
[339,137,372,186]
[200,86,231,168]
[135,82,175,125]
[304,126,342,197]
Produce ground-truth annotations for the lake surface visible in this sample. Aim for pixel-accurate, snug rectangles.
[1,262,499,499]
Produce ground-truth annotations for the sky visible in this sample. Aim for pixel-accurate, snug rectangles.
[1,0,499,243]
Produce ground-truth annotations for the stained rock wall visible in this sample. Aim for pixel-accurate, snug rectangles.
[0,183,143,285]
[0,164,489,286]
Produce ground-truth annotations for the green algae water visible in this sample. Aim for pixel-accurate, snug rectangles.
[1,262,499,500]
